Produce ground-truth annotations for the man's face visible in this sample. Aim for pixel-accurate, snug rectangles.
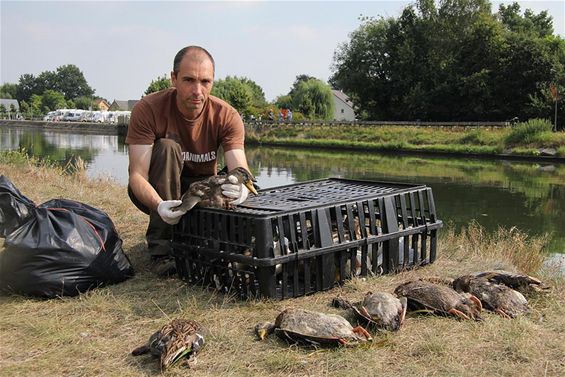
[171,54,214,119]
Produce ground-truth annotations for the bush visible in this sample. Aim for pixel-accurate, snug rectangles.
[0,149,29,165]
[505,118,553,146]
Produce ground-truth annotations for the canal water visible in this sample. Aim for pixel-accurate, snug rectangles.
[1,126,564,260]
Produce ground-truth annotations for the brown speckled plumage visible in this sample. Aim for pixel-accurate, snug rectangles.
[394,279,482,321]
[132,318,206,371]
[453,275,529,318]
[173,167,257,212]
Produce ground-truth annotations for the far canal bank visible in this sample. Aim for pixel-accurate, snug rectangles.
[2,119,565,163]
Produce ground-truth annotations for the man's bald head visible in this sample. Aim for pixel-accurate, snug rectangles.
[173,46,215,76]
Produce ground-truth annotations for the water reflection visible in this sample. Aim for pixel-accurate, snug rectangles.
[245,147,565,254]
[1,126,563,255]
[1,126,129,182]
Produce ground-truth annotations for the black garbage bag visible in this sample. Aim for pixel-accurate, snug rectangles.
[0,175,35,237]
[0,175,134,297]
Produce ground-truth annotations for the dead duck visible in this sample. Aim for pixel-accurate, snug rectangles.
[172,167,258,212]
[453,275,530,318]
[132,318,206,371]
[394,279,483,321]
[474,270,550,293]
[254,308,372,347]
[332,292,407,331]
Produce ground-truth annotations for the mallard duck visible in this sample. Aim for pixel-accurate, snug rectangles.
[172,167,258,212]
[254,308,372,347]
[452,275,530,318]
[131,318,206,371]
[333,292,407,331]
[394,279,483,321]
[474,270,550,293]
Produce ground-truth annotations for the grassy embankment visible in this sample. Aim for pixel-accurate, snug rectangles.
[247,119,565,157]
[0,152,564,377]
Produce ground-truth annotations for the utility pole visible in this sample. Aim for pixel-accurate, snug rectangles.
[549,83,558,131]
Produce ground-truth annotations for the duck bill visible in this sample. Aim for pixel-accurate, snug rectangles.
[244,181,258,195]
[256,328,268,340]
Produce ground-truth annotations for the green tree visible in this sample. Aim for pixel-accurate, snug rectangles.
[238,77,267,108]
[289,74,316,97]
[291,78,334,120]
[0,104,6,118]
[36,70,58,96]
[275,94,293,110]
[74,96,95,110]
[54,64,95,100]
[41,90,68,111]
[14,65,96,104]
[145,74,171,95]
[0,83,18,99]
[29,94,45,117]
[19,101,30,118]
[498,3,554,37]
[212,76,253,115]
[16,74,40,103]
[331,0,564,122]
[9,104,17,118]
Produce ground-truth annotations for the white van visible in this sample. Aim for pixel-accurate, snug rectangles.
[79,111,92,122]
[106,111,118,124]
[52,109,70,122]
[91,111,108,123]
[63,110,84,122]
[43,111,56,121]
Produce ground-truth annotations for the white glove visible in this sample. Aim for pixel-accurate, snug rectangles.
[157,200,186,225]
[221,174,249,205]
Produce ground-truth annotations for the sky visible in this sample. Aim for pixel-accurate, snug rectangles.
[1,1,564,103]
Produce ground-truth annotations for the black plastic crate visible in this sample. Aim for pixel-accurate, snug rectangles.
[172,178,443,300]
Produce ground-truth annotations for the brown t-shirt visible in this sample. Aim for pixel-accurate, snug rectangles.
[125,88,245,176]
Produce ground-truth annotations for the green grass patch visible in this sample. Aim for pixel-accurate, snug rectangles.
[505,119,554,146]
[250,121,565,158]
[0,149,33,166]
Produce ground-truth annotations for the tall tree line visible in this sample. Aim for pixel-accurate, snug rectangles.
[331,0,565,123]
[0,64,96,115]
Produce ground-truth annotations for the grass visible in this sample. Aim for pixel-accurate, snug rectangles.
[247,121,565,157]
[1,157,564,376]
[504,119,554,146]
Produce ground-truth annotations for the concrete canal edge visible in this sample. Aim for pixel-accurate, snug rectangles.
[2,119,564,164]
[0,119,127,135]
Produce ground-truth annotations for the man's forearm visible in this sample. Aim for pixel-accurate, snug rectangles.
[129,173,163,212]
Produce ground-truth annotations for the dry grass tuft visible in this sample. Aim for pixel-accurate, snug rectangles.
[1,160,564,377]
[438,221,548,275]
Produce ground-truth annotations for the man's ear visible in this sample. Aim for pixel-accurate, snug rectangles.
[170,71,177,86]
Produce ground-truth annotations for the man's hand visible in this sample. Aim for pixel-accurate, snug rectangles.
[221,174,249,205]
[157,200,186,225]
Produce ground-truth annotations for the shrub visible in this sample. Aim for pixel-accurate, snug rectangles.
[459,129,487,145]
[505,118,553,146]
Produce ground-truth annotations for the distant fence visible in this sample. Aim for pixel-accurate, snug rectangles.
[245,119,511,129]
[3,118,513,134]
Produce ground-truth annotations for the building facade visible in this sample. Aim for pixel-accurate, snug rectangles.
[332,90,355,121]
